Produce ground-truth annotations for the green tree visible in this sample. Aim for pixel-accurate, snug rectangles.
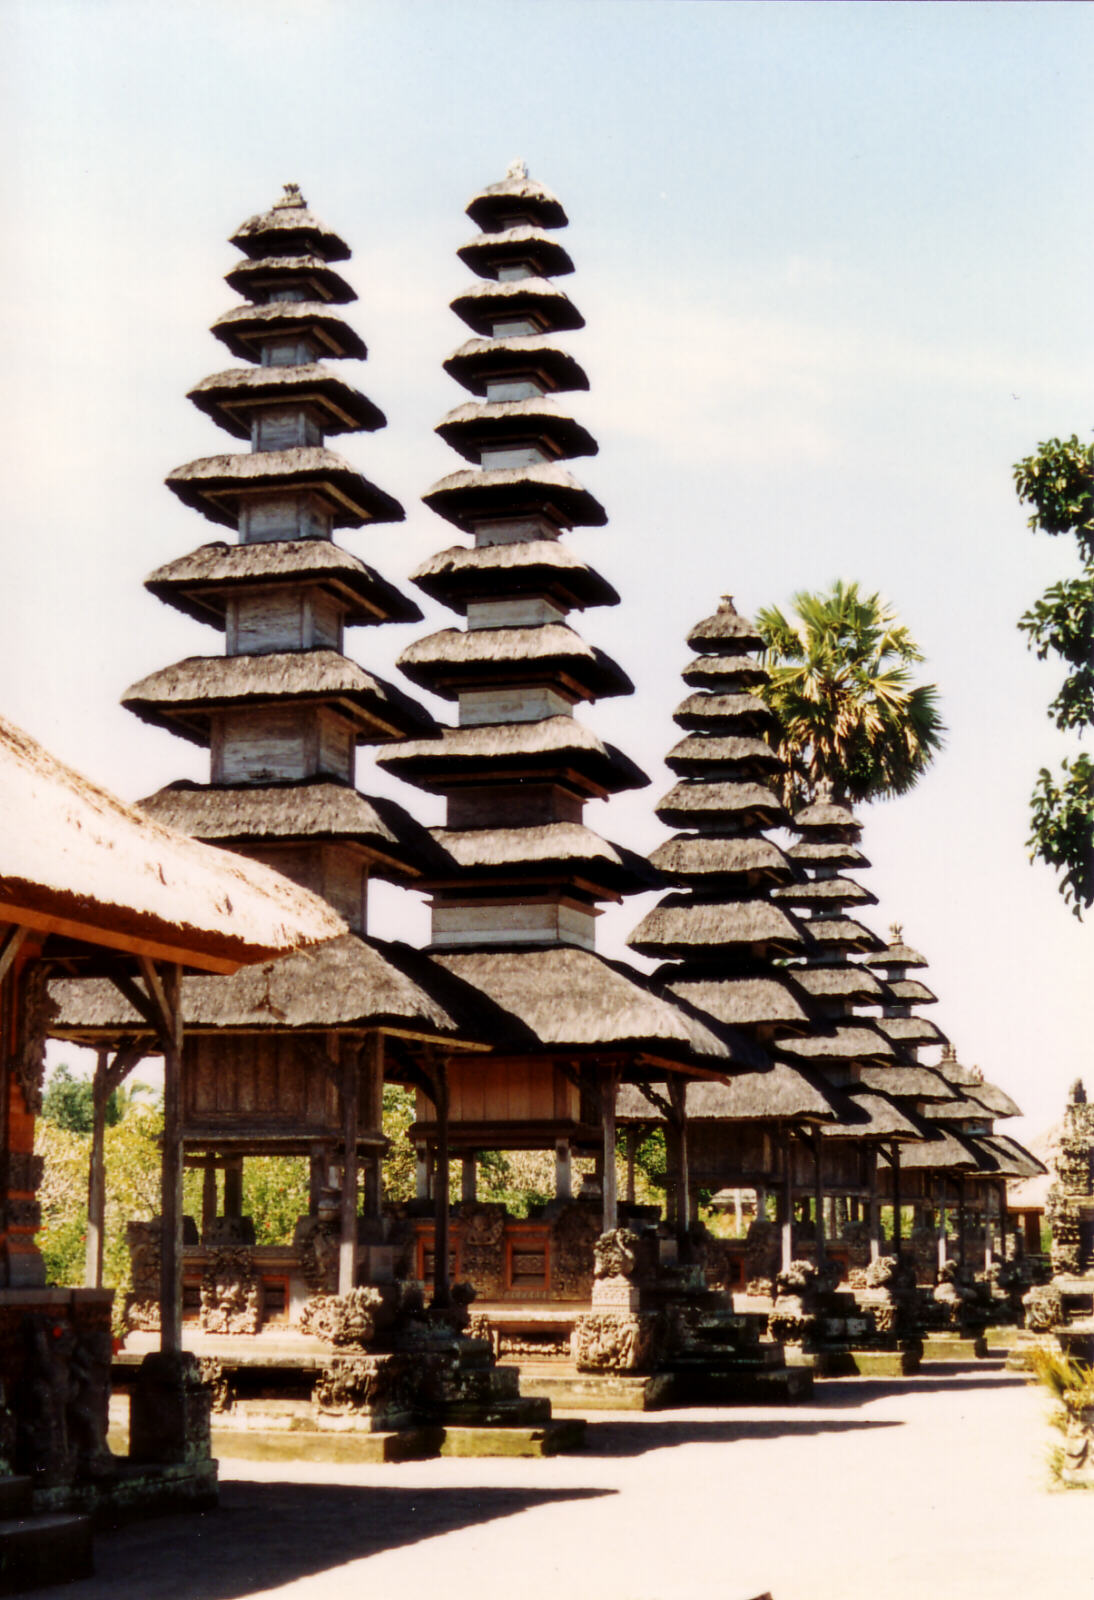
[1014,433,1094,917]
[756,580,944,806]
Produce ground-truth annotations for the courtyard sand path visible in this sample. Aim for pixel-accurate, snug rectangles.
[34,1365,1094,1600]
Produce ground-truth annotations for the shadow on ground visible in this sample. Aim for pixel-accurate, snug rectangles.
[810,1371,1028,1409]
[36,1482,614,1600]
[581,1414,902,1457]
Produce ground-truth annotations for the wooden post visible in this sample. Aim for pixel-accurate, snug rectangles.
[338,1037,359,1298]
[936,1178,948,1275]
[201,1160,217,1241]
[983,1182,995,1274]
[811,1130,826,1266]
[224,1159,243,1219]
[625,1128,638,1206]
[156,961,184,1358]
[360,1033,384,1225]
[668,1078,690,1255]
[733,1190,742,1238]
[309,1143,326,1216]
[555,1139,573,1201]
[957,1175,968,1271]
[600,1063,620,1234]
[460,1155,477,1204]
[868,1150,881,1263]
[414,1143,430,1201]
[781,1135,794,1272]
[891,1140,902,1260]
[84,1047,111,1289]
[431,1058,451,1308]
[998,1180,1009,1264]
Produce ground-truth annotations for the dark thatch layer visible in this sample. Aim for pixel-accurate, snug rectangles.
[793,964,886,1001]
[628,896,805,957]
[617,1064,837,1124]
[411,539,617,613]
[655,780,788,829]
[797,916,884,952]
[123,649,436,746]
[882,977,938,1005]
[139,781,440,876]
[779,1024,895,1065]
[981,1133,1045,1179]
[819,1089,922,1141]
[793,796,861,834]
[856,1064,959,1103]
[965,1080,1022,1118]
[456,225,574,280]
[917,1097,992,1123]
[429,822,658,891]
[211,302,366,362]
[435,399,597,464]
[465,172,568,232]
[145,540,420,629]
[680,654,767,689]
[165,448,404,530]
[442,336,588,397]
[686,597,765,654]
[647,833,794,884]
[450,278,584,336]
[871,937,929,969]
[397,623,631,701]
[230,193,351,262]
[224,254,356,304]
[377,715,648,796]
[874,1015,947,1047]
[423,464,606,532]
[187,364,385,438]
[772,875,877,907]
[665,734,781,776]
[786,840,870,869]
[897,1129,984,1171]
[661,973,814,1031]
[673,692,776,732]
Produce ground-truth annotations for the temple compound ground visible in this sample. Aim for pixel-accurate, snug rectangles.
[30,1364,1093,1600]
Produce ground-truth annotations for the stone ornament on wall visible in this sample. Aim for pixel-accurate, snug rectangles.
[293,1217,340,1295]
[200,1247,264,1335]
[573,1310,660,1373]
[549,1204,600,1300]
[126,1219,162,1332]
[458,1203,507,1298]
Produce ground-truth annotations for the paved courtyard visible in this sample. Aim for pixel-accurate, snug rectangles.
[36,1364,1094,1600]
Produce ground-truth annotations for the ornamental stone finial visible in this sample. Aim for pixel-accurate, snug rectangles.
[275,183,305,210]
[1070,1078,1087,1105]
[889,922,903,942]
[506,158,528,180]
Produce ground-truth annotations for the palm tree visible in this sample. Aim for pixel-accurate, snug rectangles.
[755,580,945,806]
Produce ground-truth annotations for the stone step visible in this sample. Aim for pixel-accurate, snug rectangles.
[439,1419,585,1458]
[515,1370,676,1411]
[921,1332,988,1362]
[439,1396,553,1428]
[0,1514,94,1595]
[670,1365,814,1405]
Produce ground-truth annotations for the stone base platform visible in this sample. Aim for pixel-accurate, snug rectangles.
[0,1476,93,1596]
[783,1345,920,1378]
[1004,1331,1059,1372]
[983,1325,1019,1354]
[510,1359,811,1410]
[921,1332,988,1362]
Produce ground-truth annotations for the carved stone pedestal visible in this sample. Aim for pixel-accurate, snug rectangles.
[129,1352,213,1465]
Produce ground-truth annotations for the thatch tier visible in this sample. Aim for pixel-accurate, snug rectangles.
[617,1064,837,1125]
[145,540,421,630]
[0,713,346,974]
[680,654,767,690]
[51,933,502,1043]
[960,1136,1029,1179]
[914,1097,991,1124]
[377,715,648,796]
[771,875,877,908]
[659,972,814,1033]
[793,964,886,1003]
[442,336,588,398]
[647,833,794,887]
[230,191,351,262]
[870,936,929,969]
[628,895,806,959]
[672,691,777,733]
[396,623,631,702]
[224,253,356,304]
[435,399,597,464]
[792,795,861,836]
[123,649,436,746]
[423,465,606,533]
[450,278,584,336]
[431,945,744,1063]
[779,1024,895,1065]
[655,780,788,831]
[429,823,658,893]
[979,1133,1044,1179]
[883,977,938,1006]
[211,302,366,362]
[187,364,385,438]
[456,225,574,280]
[962,1080,1022,1119]
[411,539,618,614]
[165,448,404,530]
[856,1065,959,1103]
[664,733,781,778]
[819,1089,922,1142]
[140,781,441,879]
[465,171,568,232]
[785,839,869,869]
[875,1014,947,1048]
[686,598,765,654]
[933,1047,980,1088]
[896,1129,984,1171]
[795,915,884,953]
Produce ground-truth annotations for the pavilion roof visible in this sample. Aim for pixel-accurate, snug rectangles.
[779,1023,896,1065]
[655,780,788,830]
[435,399,598,464]
[629,896,805,959]
[665,733,781,776]
[819,1088,922,1141]
[396,623,630,700]
[428,823,657,893]
[856,1064,959,1103]
[686,596,765,654]
[661,973,814,1032]
[211,300,366,362]
[165,447,404,529]
[874,1014,948,1048]
[465,167,569,231]
[377,715,648,796]
[672,691,777,732]
[647,833,794,885]
[450,277,584,336]
[423,464,606,532]
[617,1063,838,1124]
[411,538,617,613]
[229,186,351,262]
[187,364,385,438]
[224,252,356,303]
[456,225,574,280]
[793,964,886,1002]
[442,335,588,395]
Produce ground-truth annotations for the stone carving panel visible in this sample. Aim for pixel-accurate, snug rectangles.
[200,1247,264,1335]
[572,1310,660,1373]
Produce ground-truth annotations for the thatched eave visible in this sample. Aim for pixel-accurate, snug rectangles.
[681,653,767,689]
[230,193,351,262]
[411,539,617,614]
[377,715,648,796]
[780,1024,896,1065]
[655,780,788,830]
[224,253,356,303]
[686,598,765,654]
[798,916,884,953]
[794,964,885,1002]
[857,1064,959,1103]
[772,875,877,908]
[423,464,606,533]
[465,173,568,232]
[211,301,366,361]
[672,691,776,733]
[429,823,658,891]
[442,336,588,396]
[456,225,574,280]
[165,448,404,530]
[396,623,631,701]
[187,364,385,438]
[628,895,805,959]
[647,833,794,886]
[435,399,597,465]
[450,277,584,336]
[617,1063,837,1125]
[786,839,870,870]
[665,733,781,777]
[662,973,814,1032]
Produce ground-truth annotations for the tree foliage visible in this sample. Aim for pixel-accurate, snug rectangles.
[755,579,945,805]
[1015,434,1094,917]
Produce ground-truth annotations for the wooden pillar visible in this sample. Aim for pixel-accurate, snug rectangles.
[811,1130,826,1265]
[415,1143,430,1201]
[936,1178,948,1275]
[781,1136,794,1272]
[668,1078,690,1254]
[156,961,184,1358]
[957,1175,968,1270]
[733,1190,743,1238]
[201,1160,217,1240]
[625,1128,638,1206]
[891,1141,902,1259]
[460,1155,477,1204]
[430,1058,451,1308]
[555,1139,573,1202]
[600,1063,620,1234]
[868,1151,881,1263]
[983,1183,995,1273]
[84,1047,111,1289]
[224,1159,243,1219]
[998,1180,1009,1264]
[338,1037,359,1298]
[308,1143,326,1216]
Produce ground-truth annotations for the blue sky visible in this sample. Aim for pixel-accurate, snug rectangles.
[3,0,1092,1136]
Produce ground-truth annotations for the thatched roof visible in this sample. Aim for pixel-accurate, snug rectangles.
[423,464,606,532]
[917,1097,992,1124]
[224,253,356,304]
[857,1064,958,1103]
[140,781,440,878]
[662,973,814,1031]
[772,875,877,907]
[465,170,568,232]
[429,823,657,892]
[450,277,584,336]
[411,539,617,613]
[187,364,385,438]
[617,1064,837,1124]
[871,934,928,969]
[456,225,574,280]
[0,713,344,973]
[51,933,497,1041]
[966,1080,1022,1119]
[681,653,766,689]
[672,692,776,732]
[230,188,351,262]
[145,540,421,629]
[874,1014,947,1048]
[665,733,781,777]
[396,623,631,700]
[934,1046,985,1090]
[797,916,884,952]
[165,448,404,530]
[211,302,366,362]
[820,1089,922,1142]
[793,795,861,834]
[431,945,739,1062]
[883,977,938,1005]
[377,715,648,796]
[984,1134,1045,1180]
[647,833,794,885]
[686,597,765,654]
[628,896,805,958]
[897,1128,984,1170]
[123,649,435,746]
[786,839,870,869]
[442,336,588,396]
[779,1024,895,1065]
[655,780,787,830]
[793,964,885,1002]
[435,399,597,464]
[962,1135,1036,1180]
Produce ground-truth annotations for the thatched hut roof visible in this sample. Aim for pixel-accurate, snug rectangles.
[897,1128,984,1170]
[377,715,648,796]
[772,875,877,908]
[429,823,657,892]
[647,833,794,886]
[686,597,765,654]
[435,398,596,465]
[793,795,861,834]
[456,225,574,280]
[187,364,385,438]
[794,964,885,1002]
[628,896,805,959]
[655,781,788,830]
[230,188,351,262]
[965,1080,1022,1119]
[786,839,869,869]
[450,277,584,336]
[984,1134,1045,1180]
[123,649,435,746]
[211,301,366,362]
[883,977,938,1005]
[779,1024,895,1065]
[465,170,568,232]
[819,1089,922,1141]
[165,447,404,530]
[665,733,781,777]
[857,1064,958,1103]
[224,253,356,304]
[411,539,617,613]
[917,1097,992,1124]
[661,973,814,1032]
[681,654,766,689]
[145,540,420,629]
[874,1014,947,1048]
[442,336,588,396]
[0,713,344,973]
[797,916,884,952]
[617,1064,837,1124]
[672,692,776,733]
[871,932,928,969]
[423,464,606,532]
[396,624,631,701]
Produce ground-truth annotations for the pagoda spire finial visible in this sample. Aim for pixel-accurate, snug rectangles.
[889,921,903,941]
[274,182,306,210]
[506,157,528,180]
[815,775,835,804]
